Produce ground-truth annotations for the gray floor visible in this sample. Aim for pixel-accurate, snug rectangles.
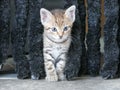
[0,74,120,90]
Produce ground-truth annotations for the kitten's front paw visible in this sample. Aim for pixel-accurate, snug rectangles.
[46,75,58,81]
[58,75,66,81]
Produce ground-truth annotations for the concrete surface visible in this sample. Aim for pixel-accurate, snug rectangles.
[0,74,120,90]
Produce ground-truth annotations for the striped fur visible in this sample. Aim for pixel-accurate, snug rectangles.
[40,5,76,81]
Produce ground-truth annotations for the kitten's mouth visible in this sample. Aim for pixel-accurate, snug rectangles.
[46,35,69,44]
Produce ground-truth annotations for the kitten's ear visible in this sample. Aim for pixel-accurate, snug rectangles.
[40,8,53,25]
[65,5,76,22]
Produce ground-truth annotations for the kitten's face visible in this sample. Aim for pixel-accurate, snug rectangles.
[40,5,76,43]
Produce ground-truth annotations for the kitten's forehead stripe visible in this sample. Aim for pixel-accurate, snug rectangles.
[51,9,65,27]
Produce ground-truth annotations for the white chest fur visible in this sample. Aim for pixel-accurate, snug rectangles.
[43,35,71,60]
[51,45,65,59]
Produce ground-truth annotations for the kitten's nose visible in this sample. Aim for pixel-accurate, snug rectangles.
[59,36,62,39]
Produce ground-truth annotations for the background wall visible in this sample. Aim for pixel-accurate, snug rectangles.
[2,0,105,71]
[8,0,105,56]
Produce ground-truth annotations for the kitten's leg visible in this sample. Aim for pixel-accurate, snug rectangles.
[11,0,30,79]
[86,0,101,76]
[100,0,119,79]
[44,53,58,81]
[64,0,82,80]
[29,0,45,80]
[56,54,66,81]
[0,0,10,70]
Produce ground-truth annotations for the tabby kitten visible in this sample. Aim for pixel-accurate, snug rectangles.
[40,5,76,81]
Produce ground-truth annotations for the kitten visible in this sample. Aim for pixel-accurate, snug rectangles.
[40,5,76,81]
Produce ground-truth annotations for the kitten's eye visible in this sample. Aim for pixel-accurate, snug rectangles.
[64,26,69,31]
[52,27,57,32]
